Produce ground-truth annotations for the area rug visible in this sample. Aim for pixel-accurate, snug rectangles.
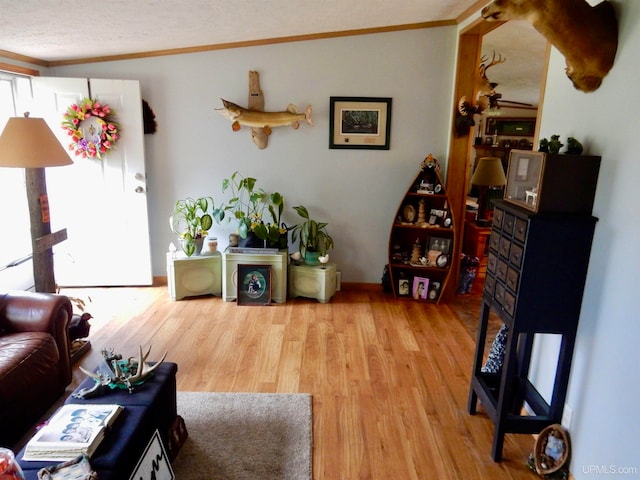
[172,391,313,480]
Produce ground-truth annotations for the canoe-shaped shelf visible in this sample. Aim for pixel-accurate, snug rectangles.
[387,154,456,303]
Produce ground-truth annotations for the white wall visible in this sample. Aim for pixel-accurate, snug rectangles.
[48,28,457,283]
[6,7,638,474]
[528,1,640,477]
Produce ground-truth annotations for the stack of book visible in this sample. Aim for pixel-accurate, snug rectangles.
[22,404,122,462]
[226,247,279,254]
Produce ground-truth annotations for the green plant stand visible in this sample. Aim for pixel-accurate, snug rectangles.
[289,263,337,303]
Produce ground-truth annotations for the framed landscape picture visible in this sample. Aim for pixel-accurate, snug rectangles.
[329,96,392,150]
[237,264,272,305]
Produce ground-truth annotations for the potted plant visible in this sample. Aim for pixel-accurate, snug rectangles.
[221,171,286,248]
[264,190,290,249]
[290,205,334,265]
[170,196,223,256]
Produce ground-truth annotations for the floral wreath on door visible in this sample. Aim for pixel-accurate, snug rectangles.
[61,98,120,159]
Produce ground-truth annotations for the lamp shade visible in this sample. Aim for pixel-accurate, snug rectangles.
[0,115,72,168]
[471,156,506,187]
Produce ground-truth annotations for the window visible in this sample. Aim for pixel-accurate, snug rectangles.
[0,73,33,289]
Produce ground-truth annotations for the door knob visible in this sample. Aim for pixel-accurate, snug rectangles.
[135,186,145,193]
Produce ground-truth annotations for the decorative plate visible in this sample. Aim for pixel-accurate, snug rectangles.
[403,204,417,223]
[533,424,570,475]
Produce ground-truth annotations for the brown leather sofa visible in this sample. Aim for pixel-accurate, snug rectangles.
[0,291,73,448]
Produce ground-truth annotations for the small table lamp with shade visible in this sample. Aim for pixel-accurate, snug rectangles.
[470,156,506,225]
[0,113,72,292]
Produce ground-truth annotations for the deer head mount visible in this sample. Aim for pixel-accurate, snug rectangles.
[455,51,505,136]
[475,51,506,111]
[481,0,618,93]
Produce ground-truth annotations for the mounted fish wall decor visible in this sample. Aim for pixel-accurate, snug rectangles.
[216,71,313,149]
[247,71,268,149]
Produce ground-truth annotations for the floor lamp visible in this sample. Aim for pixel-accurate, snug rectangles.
[0,113,72,292]
[471,156,506,225]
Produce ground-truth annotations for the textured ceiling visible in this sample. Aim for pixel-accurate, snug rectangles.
[0,0,478,62]
[0,1,546,106]
[481,21,547,108]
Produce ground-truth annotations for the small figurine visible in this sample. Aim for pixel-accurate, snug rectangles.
[457,254,480,294]
[410,238,422,264]
[566,137,584,154]
[539,137,549,153]
[548,135,564,154]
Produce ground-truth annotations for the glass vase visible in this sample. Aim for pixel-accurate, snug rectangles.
[0,448,25,480]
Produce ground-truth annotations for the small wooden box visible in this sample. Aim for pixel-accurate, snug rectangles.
[289,263,337,303]
[504,150,601,214]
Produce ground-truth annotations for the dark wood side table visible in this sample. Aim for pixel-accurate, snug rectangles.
[463,221,492,273]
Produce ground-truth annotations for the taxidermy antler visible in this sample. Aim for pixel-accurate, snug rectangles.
[481,0,618,92]
[455,51,506,136]
[476,51,506,111]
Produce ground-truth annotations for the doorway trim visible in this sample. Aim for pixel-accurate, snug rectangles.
[444,17,549,298]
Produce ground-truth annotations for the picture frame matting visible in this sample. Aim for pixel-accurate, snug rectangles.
[329,96,392,150]
[237,264,272,306]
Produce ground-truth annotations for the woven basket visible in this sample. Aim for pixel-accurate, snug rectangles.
[534,424,571,475]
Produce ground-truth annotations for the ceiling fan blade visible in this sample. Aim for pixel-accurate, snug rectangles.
[498,99,534,106]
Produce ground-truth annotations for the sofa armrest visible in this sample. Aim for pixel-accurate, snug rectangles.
[0,290,73,385]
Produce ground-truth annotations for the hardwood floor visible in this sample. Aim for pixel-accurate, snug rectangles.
[61,280,536,479]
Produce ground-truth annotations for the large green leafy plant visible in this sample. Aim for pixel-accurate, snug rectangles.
[170,196,223,256]
[290,205,334,258]
[221,171,285,246]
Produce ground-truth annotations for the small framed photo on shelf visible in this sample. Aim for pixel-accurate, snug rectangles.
[428,208,447,226]
[329,96,392,150]
[428,236,451,254]
[417,179,436,194]
[237,264,272,306]
[427,237,451,267]
[398,278,410,297]
[412,276,430,300]
[427,281,441,301]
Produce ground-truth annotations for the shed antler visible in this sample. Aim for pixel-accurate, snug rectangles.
[129,345,168,384]
[74,346,168,398]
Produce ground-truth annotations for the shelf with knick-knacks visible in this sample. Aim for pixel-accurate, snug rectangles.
[388,154,456,303]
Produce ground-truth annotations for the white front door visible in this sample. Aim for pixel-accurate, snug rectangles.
[31,77,152,286]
